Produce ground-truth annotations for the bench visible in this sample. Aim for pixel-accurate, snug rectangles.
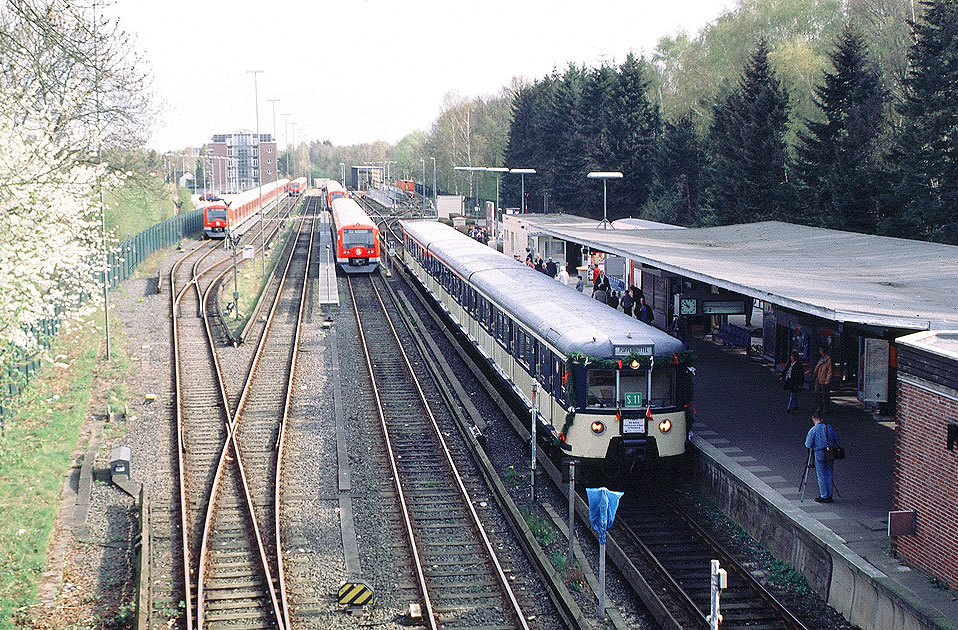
[715,323,752,348]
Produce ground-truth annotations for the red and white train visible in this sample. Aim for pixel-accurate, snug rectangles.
[288,177,307,197]
[203,179,290,238]
[323,180,380,274]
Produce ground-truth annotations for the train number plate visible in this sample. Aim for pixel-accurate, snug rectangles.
[622,418,646,434]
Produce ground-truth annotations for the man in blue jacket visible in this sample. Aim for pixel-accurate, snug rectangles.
[804,413,839,503]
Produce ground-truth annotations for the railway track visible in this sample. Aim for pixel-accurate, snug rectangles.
[612,489,809,630]
[196,204,315,629]
[347,274,529,630]
[152,197,301,630]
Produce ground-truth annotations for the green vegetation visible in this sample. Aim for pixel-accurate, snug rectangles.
[520,506,558,547]
[103,175,178,243]
[0,312,128,625]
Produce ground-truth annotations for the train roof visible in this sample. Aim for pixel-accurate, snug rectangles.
[225,179,290,206]
[401,220,684,359]
[332,197,377,229]
[324,180,346,193]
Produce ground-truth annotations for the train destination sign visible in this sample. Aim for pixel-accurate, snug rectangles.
[613,344,654,357]
[701,299,746,315]
[624,392,643,408]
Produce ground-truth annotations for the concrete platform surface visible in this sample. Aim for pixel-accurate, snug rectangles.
[692,337,958,628]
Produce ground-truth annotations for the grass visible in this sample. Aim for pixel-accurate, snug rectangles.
[0,311,130,627]
[520,506,558,547]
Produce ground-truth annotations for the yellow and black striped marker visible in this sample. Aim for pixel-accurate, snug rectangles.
[338,581,373,606]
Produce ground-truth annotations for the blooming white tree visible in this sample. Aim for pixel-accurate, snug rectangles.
[0,0,151,365]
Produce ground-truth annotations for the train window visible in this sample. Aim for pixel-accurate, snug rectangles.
[343,229,374,248]
[515,329,532,371]
[208,208,227,221]
[650,368,675,407]
[586,370,616,408]
[619,371,648,407]
[537,346,552,391]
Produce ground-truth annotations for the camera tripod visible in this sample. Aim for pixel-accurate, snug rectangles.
[799,448,841,502]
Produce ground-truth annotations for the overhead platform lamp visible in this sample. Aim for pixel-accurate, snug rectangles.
[587,171,623,229]
[510,168,536,213]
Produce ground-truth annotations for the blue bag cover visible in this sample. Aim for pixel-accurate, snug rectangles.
[587,487,624,544]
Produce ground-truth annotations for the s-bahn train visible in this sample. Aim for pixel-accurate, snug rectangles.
[288,177,307,196]
[400,220,694,467]
[203,179,290,239]
[323,180,381,274]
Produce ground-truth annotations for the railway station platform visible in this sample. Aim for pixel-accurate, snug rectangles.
[690,326,958,629]
[316,209,339,307]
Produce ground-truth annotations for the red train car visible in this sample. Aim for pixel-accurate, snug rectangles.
[288,177,307,196]
[330,196,380,274]
[397,179,415,192]
[203,178,290,238]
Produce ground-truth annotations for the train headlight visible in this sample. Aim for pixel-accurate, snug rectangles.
[631,359,640,370]
[590,421,605,435]
[658,419,672,434]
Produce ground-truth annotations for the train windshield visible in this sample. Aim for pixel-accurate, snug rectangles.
[330,192,346,201]
[343,229,374,248]
[207,208,227,221]
[588,367,675,409]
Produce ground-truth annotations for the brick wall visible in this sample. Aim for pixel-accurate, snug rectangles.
[894,378,958,590]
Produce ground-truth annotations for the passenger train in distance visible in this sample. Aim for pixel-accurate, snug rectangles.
[203,178,290,239]
[401,220,695,468]
[288,177,307,196]
[322,180,381,274]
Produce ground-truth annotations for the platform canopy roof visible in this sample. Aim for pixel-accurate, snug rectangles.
[521,216,958,331]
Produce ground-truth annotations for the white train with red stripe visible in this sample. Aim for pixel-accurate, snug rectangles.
[323,180,380,274]
[288,177,307,196]
[203,179,290,239]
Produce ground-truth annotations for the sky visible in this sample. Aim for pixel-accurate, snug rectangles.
[110,0,733,152]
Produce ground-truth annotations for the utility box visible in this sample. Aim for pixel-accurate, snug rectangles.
[110,447,131,480]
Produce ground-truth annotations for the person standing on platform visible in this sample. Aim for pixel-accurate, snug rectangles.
[557,265,570,285]
[670,312,688,343]
[621,290,633,317]
[607,291,619,310]
[804,413,838,502]
[780,351,804,414]
[637,296,654,325]
[575,276,584,292]
[525,248,533,264]
[546,257,558,278]
[813,347,834,414]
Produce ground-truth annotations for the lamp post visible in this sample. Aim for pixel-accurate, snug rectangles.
[420,158,426,213]
[510,168,536,214]
[487,167,509,240]
[431,157,437,215]
[587,171,623,229]
[268,98,280,185]
[340,162,346,187]
[282,112,291,177]
[248,69,265,276]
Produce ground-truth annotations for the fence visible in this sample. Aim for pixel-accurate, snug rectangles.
[0,208,203,424]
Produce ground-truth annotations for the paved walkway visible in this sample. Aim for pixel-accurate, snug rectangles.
[691,336,958,626]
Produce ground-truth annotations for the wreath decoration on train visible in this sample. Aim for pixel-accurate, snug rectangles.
[559,350,695,439]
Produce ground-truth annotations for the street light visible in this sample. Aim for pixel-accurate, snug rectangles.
[420,158,426,213]
[510,168,536,214]
[248,69,266,276]
[587,171,623,229]
[268,98,280,185]
[431,157,437,215]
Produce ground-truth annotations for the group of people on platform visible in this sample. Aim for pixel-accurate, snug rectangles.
[468,225,489,243]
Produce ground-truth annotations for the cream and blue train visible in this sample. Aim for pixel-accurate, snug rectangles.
[400,220,694,466]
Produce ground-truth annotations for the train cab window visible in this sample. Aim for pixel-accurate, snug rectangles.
[586,370,616,408]
[207,208,227,222]
[619,372,648,408]
[649,368,675,407]
[343,229,374,248]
